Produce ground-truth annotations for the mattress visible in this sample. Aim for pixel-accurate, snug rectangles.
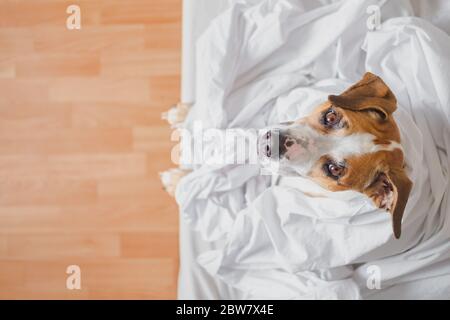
[177,0,450,300]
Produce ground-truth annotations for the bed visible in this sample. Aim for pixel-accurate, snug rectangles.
[176,0,450,299]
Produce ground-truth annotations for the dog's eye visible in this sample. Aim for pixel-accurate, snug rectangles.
[322,108,341,127]
[324,161,345,179]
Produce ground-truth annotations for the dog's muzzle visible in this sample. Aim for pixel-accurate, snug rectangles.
[258,128,309,162]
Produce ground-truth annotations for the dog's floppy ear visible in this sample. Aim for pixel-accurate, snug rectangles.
[328,72,397,120]
[364,168,412,239]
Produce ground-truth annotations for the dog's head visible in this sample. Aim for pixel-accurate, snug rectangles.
[258,72,412,238]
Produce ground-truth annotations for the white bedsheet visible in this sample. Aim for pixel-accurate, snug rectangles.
[176,0,450,299]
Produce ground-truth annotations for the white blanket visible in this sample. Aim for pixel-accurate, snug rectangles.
[176,0,450,299]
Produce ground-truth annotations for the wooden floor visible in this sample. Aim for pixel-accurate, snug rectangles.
[0,0,181,299]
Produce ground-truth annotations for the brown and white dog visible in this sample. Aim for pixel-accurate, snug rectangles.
[163,72,412,239]
[257,72,412,239]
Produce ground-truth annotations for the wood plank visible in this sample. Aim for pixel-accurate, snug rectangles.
[49,78,151,103]
[0,60,15,78]
[3,233,121,259]
[0,128,132,154]
[15,53,101,77]
[0,101,71,132]
[101,49,180,77]
[0,28,34,58]
[133,126,174,152]
[0,178,97,206]
[0,235,6,257]
[80,259,176,294]
[0,154,147,180]
[0,202,178,233]
[144,22,181,50]
[97,177,166,198]
[148,75,180,106]
[47,154,149,179]
[0,79,49,104]
[120,232,178,259]
[0,102,71,130]
[33,25,146,54]
[70,102,165,128]
[101,0,181,25]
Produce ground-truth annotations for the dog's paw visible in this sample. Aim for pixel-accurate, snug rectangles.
[159,168,191,197]
[162,103,191,128]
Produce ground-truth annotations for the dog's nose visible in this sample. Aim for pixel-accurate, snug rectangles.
[260,130,301,159]
[279,132,303,159]
[279,132,294,156]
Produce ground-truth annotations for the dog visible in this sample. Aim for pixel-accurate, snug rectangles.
[162,72,412,239]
